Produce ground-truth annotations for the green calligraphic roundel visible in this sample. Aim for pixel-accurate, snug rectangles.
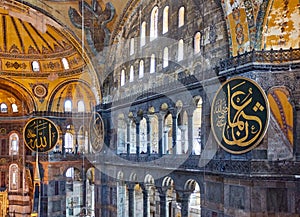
[24,118,59,153]
[211,77,270,154]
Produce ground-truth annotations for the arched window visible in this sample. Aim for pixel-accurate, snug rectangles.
[130,65,134,82]
[140,21,146,47]
[64,100,72,112]
[194,32,201,54]
[139,60,144,78]
[120,69,125,86]
[140,118,147,153]
[78,100,85,112]
[12,103,18,113]
[9,133,19,155]
[9,164,18,191]
[163,47,169,68]
[32,61,40,72]
[62,58,70,70]
[0,103,7,113]
[193,98,202,155]
[150,6,158,41]
[178,6,185,27]
[150,54,156,73]
[66,167,74,178]
[130,38,135,55]
[163,6,169,34]
[178,39,184,61]
[65,130,74,153]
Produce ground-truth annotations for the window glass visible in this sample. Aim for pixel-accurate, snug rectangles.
[150,54,156,73]
[0,103,7,113]
[178,7,185,27]
[78,101,85,112]
[194,32,201,54]
[163,6,169,34]
[32,61,40,72]
[130,66,134,82]
[64,100,72,112]
[139,60,144,78]
[150,6,158,41]
[10,133,19,155]
[163,47,169,68]
[130,38,135,55]
[62,58,70,70]
[121,69,125,86]
[178,39,184,61]
[12,103,18,113]
[141,21,146,46]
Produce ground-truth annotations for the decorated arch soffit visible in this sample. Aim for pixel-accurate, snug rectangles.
[0,78,36,113]
[47,79,97,112]
[221,0,299,56]
[221,0,268,56]
[261,0,299,50]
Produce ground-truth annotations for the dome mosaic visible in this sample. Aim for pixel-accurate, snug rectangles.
[0,2,85,77]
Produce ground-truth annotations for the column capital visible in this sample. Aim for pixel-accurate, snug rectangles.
[186,107,195,117]
[126,182,136,190]
[176,190,192,202]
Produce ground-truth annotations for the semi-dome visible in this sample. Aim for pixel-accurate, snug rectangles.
[0,3,85,77]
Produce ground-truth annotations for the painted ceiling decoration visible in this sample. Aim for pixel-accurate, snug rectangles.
[69,0,116,55]
[268,87,293,147]
[0,3,86,77]
[221,0,299,56]
[262,0,299,50]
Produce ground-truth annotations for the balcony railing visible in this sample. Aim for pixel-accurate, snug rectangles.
[217,48,300,75]
[90,152,300,178]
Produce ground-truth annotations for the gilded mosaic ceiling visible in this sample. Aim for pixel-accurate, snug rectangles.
[0,1,85,77]
[221,0,299,56]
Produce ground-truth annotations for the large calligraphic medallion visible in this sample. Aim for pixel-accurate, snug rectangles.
[24,118,59,152]
[90,112,104,152]
[211,77,269,154]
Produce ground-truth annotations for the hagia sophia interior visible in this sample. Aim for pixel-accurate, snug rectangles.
[0,0,299,216]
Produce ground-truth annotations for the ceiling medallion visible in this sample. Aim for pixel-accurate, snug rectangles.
[211,76,270,154]
[33,84,48,99]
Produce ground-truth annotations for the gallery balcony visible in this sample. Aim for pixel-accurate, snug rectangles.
[88,151,300,179]
[216,47,300,76]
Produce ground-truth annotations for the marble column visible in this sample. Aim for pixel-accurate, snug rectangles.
[128,183,135,217]
[178,125,187,154]
[146,117,151,155]
[136,120,140,156]
[177,191,191,217]
[158,188,167,217]
[158,114,164,157]
[187,111,194,155]
[172,112,177,155]
[127,121,131,155]
[141,184,150,217]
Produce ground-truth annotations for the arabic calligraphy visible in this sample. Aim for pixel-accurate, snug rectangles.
[24,118,59,152]
[90,112,104,152]
[211,77,269,154]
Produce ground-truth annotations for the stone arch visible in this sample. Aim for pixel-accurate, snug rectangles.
[184,179,202,216]
[117,171,124,181]
[162,176,174,187]
[129,172,137,182]
[64,166,82,180]
[144,174,155,185]
[267,86,294,160]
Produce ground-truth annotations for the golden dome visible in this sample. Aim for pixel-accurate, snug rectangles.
[0,3,85,77]
[0,1,100,114]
